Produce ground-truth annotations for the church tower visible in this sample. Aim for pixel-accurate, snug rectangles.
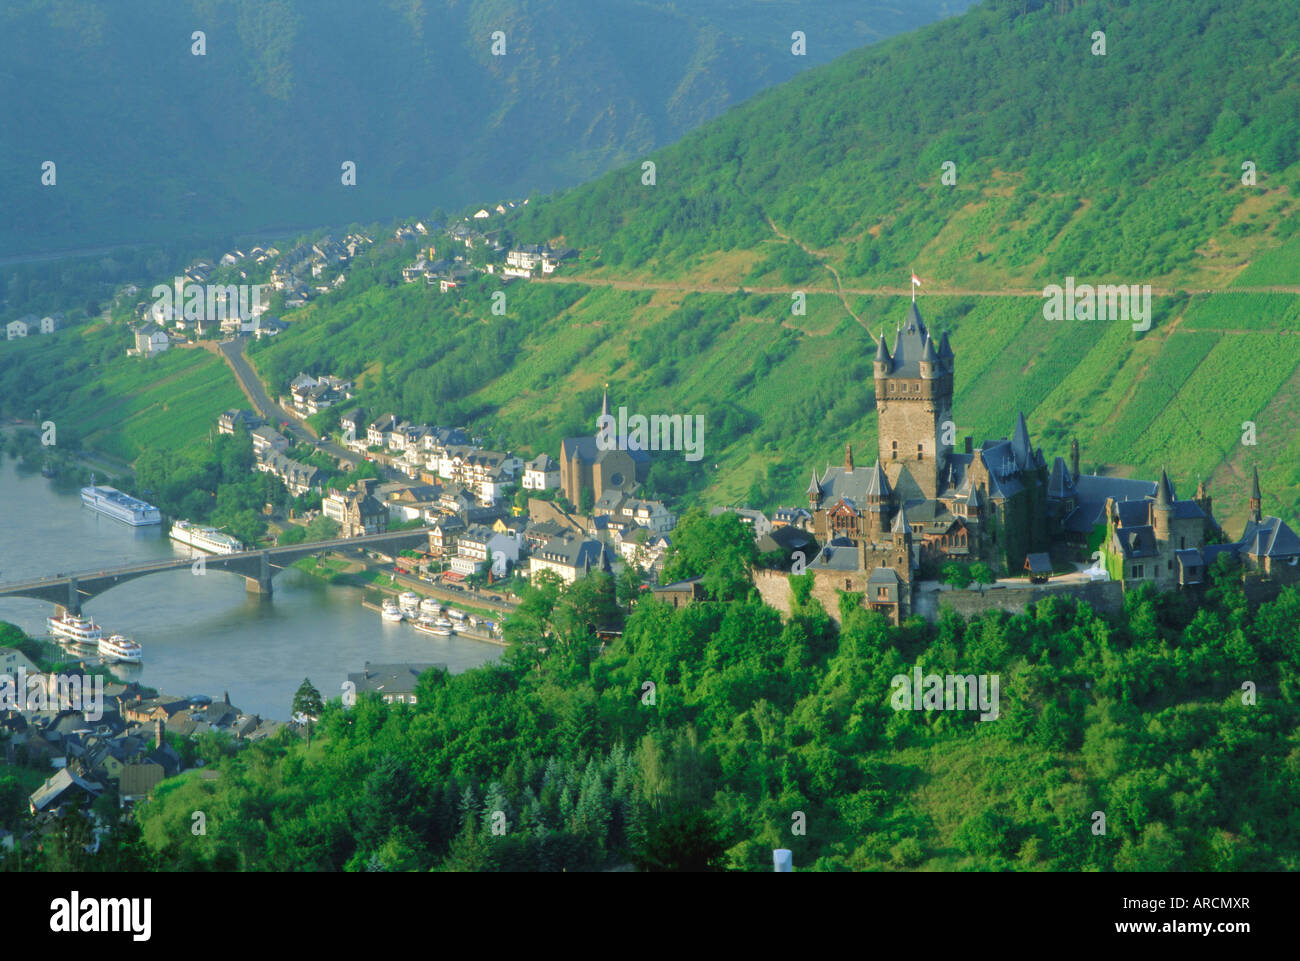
[873,303,954,502]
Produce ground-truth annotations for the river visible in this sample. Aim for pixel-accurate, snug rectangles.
[0,457,502,719]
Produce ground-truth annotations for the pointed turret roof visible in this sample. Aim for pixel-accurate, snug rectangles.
[888,303,932,378]
[875,330,892,367]
[863,459,891,499]
[921,333,939,367]
[806,469,821,497]
[1011,412,1033,470]
[891,506,912,536]
[1251,466,1262,500]
[1154,467,1173,510]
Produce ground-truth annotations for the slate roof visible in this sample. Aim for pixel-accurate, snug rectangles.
[811,458,891,505]
[1047,457,1076,499]
[1115,525,1159,558]
[885,303,933,378]
[1025,552,1052,574]
[1061,474,1159,533]
[348,663,446,698]
[808,538,861,572]
[1239,515,1300,558]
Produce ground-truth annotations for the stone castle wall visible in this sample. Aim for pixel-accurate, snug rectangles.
[754,569,1124,624]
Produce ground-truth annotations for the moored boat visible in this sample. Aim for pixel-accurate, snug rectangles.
[419,598,441,616]
[413,616,452,637]
[98,633,143,664]
[47,612,103,646]
[398,591,421,612]
[170,519,243,554]
[380,599,404,622]
[80,475,161,526]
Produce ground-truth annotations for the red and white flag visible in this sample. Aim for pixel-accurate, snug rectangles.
[911,271,922,288]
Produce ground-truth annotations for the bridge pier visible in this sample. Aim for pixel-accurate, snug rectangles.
[66,578,81,616]
[245,551,273,598]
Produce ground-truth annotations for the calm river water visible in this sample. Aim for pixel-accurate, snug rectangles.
[0,457,501,718]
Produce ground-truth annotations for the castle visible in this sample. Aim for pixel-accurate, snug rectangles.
[802,301,1300,623]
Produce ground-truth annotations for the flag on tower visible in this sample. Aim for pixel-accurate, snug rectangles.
[911,271,922,301]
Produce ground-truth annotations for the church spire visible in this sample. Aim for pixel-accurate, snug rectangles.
[601,383,609,419]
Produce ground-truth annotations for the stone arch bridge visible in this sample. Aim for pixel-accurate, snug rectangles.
[0,529,430,615]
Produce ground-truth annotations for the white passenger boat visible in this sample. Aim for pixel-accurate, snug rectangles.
[419,598,441,616]
[398,591,421,612]
[446,608,465,622]
[98,633,143,664]
[413,616,452,637]
[47,612,104,646]
[380,599,404,622]
[170,519,243,554]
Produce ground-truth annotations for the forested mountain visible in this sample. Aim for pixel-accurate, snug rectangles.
[0,0,971,256]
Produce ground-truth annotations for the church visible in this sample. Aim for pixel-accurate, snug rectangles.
[802,301,1300,624]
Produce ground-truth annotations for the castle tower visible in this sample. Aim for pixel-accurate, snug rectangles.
[1249,467,1262,524]
[874,303,953,502]
[1153,467,1173,541]
[807,469,822,510]
[891,506,914,571]
[862,458,892,538]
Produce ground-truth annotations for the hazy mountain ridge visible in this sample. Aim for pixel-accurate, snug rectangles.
[0,0,972,256]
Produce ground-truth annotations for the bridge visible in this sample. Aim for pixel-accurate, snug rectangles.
[0,528,431,614]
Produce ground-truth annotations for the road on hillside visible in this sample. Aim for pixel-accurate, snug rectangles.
[216,337,406,479]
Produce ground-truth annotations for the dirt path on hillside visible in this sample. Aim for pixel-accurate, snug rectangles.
[764,216,872,337]
[534,275,1300,300]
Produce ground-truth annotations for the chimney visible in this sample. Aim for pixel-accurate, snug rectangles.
[154,716,165,748]
[844,444,854,472]
[1070,437,1080,482]
[964,436,973,455]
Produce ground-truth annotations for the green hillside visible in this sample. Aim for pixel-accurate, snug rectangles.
[10,0,1300,538]
[246,0,1300,536]
[0,0,970,256]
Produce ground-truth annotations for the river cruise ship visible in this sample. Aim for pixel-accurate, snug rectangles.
[81,477,161,526]
[170,520,243,554]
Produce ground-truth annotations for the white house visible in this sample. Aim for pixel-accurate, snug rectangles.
[5,320,28,340]
[39,315,61,334]
[130,324,169,357]
[523,454,560,491]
